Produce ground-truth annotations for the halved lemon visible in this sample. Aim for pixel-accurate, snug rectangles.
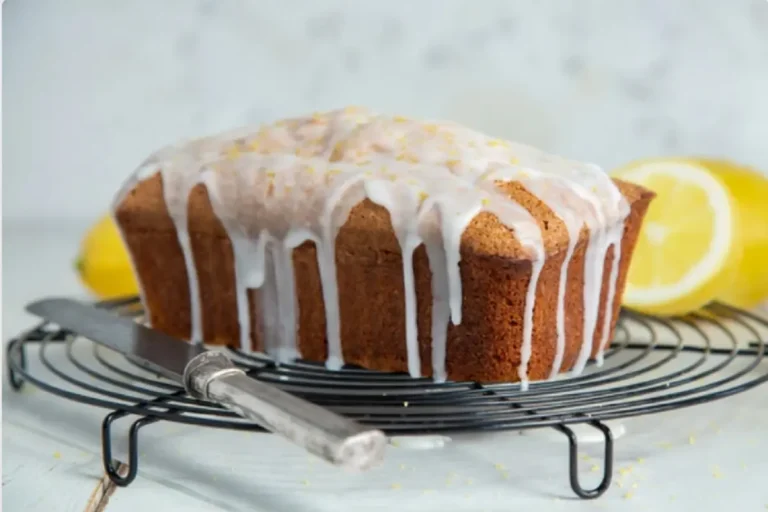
[612,159,742,316]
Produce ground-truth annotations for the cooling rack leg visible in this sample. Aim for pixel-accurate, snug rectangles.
[6,338,27,391]
[555,421,614,499]
[101,411,162,486]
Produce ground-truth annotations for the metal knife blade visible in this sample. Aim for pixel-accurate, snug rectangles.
[25,297,388,471]
[27,297,205,382]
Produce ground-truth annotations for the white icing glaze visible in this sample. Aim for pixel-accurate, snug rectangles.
[161,155,209,344]
[571,229,609,375]
[550,236,577,379]
[363,179,422,376]
[113,106,630,385]
[595,222,627,365]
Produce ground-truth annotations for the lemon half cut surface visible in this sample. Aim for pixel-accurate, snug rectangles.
[613,160,741,316]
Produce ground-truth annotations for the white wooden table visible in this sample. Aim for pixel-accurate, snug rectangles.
[4,221,768,511]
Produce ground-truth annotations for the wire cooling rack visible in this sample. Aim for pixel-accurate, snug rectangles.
[6,296,768,499]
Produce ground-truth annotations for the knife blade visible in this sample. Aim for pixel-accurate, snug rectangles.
[26,297,387,471]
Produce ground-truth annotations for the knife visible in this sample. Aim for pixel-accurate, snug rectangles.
[26,297,387,471]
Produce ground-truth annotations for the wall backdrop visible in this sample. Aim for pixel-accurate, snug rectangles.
[4,0,767,221]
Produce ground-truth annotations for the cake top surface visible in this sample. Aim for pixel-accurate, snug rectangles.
[148,106,612,189]
[118,106,630,261]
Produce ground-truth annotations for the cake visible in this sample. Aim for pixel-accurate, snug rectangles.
[112,106,654,387]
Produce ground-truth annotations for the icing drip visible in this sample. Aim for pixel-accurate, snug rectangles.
[259,238,279,356]
[519,259,544,391]
[442,203,477,326]
[231,236,262,352]
[431,197,480,381]
[595,221,627,365]
[114,106,631,386]
[162,159,206,344]
[316,237,344,370]
[318,173,368,370]
[201,168,264,352]
[572,229,610,375]
[422,228,450,382]
[401,238,420,376]
[363,179,422,377]
[273,241,301,362]
[550,237,578,378]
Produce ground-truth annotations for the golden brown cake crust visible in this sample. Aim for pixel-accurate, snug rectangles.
[115,173,653,382]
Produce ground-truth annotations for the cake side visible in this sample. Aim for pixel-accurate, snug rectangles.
[114,172,652,383]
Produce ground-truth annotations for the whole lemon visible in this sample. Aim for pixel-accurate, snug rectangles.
[694,158,768,310]
[75,214,139,299]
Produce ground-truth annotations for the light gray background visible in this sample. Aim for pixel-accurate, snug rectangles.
[4,0,768,223]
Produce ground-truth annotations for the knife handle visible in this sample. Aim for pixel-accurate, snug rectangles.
[183,352,387,470]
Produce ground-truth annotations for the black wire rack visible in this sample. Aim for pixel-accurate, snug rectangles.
[6,296,768,500]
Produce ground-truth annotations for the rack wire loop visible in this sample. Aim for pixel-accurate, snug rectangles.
[557,421,613,499]
[100,392,185,487]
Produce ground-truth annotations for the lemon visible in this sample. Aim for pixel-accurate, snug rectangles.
[693,158,768,309]
[612,159,742,316]
[75,214,139,300]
